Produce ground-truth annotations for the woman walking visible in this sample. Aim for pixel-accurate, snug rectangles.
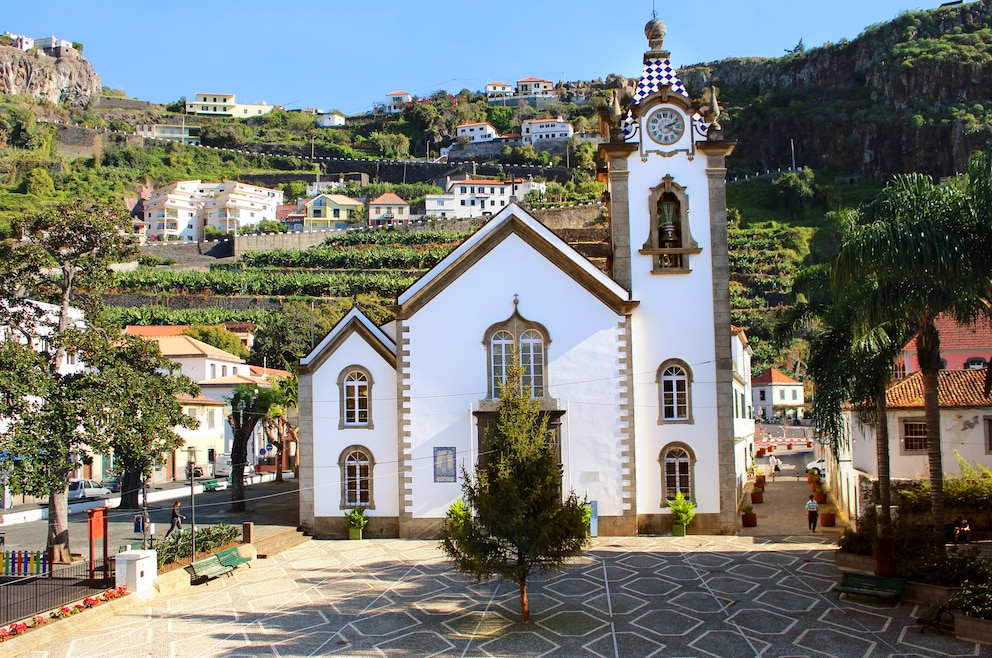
[805,494,819,532]
[165,500,185,538]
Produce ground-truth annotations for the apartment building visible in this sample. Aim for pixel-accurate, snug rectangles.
[136,123,201,145]
[142,180,283,241]
[185,93,274,117]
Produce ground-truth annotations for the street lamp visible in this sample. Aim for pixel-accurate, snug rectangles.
[187,447,197,558]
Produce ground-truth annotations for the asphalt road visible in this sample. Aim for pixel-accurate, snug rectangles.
[0,479,299,559]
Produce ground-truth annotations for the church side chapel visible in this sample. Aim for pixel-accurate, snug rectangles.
[298,17,753,538]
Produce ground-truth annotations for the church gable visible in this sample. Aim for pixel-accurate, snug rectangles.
[395,203,635,319]
[300,307,396,374]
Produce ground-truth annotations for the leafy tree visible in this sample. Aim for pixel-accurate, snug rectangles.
[165,97,187,114]
[0,198,138,561]
[281,180,309,202]
[369,132,410,159]
[226,384,279,510]
[184,325,249,360]
[262,373,298,483]
[83,333,198,511]
[440,359,589,624]
[773,167,816,221]
[250,300,344,366]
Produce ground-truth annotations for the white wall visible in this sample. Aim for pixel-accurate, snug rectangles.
[309,332,399,519]
[403,234,626,519]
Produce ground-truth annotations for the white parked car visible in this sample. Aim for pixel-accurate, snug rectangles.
[806,457,828,477]
[68,478,111,500]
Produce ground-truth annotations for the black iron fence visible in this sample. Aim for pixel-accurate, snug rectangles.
[0,558,114,626]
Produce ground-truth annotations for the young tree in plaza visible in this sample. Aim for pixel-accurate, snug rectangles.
[440,360,589,624]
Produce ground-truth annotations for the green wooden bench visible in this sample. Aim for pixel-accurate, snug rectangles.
[836,572,905,604]
[917,597,954,633]
[202,479,227,491]
[184,554,235,583]
[216,547,252,569]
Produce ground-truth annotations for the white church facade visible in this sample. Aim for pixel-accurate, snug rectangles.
[298,18,753,538]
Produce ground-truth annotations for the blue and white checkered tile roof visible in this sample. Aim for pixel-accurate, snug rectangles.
[622,57,708,138]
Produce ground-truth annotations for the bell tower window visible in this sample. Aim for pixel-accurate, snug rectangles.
[640,175,700,273]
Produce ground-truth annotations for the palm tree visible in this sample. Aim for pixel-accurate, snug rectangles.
[783,263,903,574]
[834,162,992,553]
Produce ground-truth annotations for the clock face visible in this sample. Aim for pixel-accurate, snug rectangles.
[646,108,685,145]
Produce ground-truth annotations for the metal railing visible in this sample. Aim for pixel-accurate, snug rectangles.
[0,558,114,626]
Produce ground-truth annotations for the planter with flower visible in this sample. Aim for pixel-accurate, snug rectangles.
[741,503,757,528]
[668,492,696,537]
[346,508,369,540]
[751,486,764,504]
[951,580,992,644]
[820,507,836,527]
[0,586,127,645]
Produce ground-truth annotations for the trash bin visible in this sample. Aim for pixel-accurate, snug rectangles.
[133,515,143,533]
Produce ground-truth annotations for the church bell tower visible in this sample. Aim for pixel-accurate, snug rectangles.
[599,17,739,533]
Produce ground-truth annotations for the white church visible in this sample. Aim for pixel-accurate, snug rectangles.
[298,18,755,538]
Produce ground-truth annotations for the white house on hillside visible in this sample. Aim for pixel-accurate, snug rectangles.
[751,368,805,422]
[185,93,273,117]
[516,77,556,97]
[424,178,546,219]
[368,193,410,226]
[485,81,513,99]
[455,122,499,143]
[317,112,346,127]
[298,18,743,539]
[521,116,575,145]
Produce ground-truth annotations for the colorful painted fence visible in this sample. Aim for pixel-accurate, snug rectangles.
[1,550,49,575]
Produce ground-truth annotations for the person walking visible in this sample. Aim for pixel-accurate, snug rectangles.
[805,494,819,532]
[165,500,185,539]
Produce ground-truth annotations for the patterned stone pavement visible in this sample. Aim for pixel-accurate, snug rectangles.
[18,534,991,658]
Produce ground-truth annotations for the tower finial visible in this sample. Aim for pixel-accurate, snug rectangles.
[513,293,519,307]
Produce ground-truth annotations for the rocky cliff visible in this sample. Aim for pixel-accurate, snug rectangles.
[0,45,100,108]
[679,1,992,178]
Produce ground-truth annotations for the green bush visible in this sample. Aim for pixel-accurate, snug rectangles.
[951,580,992,620]
[155,523,241,568]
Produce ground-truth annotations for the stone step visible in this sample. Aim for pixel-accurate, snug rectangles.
[255,528,309,559]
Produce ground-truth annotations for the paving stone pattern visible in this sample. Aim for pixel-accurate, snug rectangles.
[19,535,990,657]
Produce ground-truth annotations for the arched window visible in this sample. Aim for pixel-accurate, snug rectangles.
[657,360,693,423]
[339,446,374,509]
[660,444,694,503]
[338,367,373,429]
[484,304,550,400]
[965,357,987,370]
[491,330,514,398]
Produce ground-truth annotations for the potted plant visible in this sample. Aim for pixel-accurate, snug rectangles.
[814,486,828,504]
[807,468,817,484]
[751,486,764,504]
[755,474,766,488]
[811,475,821,493]
[668,491,696,537]
[950,580,992,643]
[756,448,766,458]
[741,503,757,527]
[820,506,836,527]
[345,508,369,540]
[787,442,794,450]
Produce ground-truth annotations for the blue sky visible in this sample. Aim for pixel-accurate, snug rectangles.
[5,0,945,115]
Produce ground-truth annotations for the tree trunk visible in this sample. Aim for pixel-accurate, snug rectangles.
[230,440,248,512]
[119,469,143,509]
[917,325,946,556]
[47,488,71,563]
[519,577,530,624]
[874,392,896,576]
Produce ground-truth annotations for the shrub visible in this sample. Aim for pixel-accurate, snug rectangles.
[899,546,992,587]
[345,508,369,529]
[668,492,696,526]
[951,580,992,620]
[837,510,877,556]
[155,523,241,568]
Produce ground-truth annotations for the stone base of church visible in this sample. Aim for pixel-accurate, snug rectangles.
[637,512,733,536]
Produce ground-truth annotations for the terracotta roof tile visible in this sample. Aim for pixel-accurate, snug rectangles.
[752,368,799,385]
[369,192,408,206]
[886,368,992,409]
[902,315,992,352]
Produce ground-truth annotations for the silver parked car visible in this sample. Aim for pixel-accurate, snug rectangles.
[68,478,111,500]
